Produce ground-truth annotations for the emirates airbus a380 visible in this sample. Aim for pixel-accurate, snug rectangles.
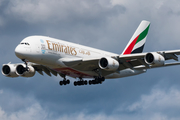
[2,20,180,86]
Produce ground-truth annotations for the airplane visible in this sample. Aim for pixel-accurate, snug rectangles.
[2,20,180,86]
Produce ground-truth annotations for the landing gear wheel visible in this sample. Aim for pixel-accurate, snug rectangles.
[89,80,92,85]
[84,80,87,85]
[101,77,105,81]
[63,80,66,85]
[73,77,88,86]
[59,79,70,86]
[59,81,63,86]
[74,81,77,86]
[67,80,70,84]
[88,77,105,85]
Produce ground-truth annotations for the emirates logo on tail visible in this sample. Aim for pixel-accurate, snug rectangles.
[122,20,150,55]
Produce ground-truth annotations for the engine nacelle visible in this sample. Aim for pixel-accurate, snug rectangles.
[2,64,19,77]
[144,52,165,66]
[16,64,35,77]
[99,57,119,71]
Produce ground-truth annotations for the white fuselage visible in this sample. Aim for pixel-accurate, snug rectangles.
[15,36,146,79]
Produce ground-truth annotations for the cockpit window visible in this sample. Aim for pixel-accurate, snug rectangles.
[20,42,30,45]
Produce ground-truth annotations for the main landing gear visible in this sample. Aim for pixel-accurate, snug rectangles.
[73,77,105,86]
[74,78,88,86]
[59,76,70,86]
[59,77,105,86]
[59,69,105,86]
[89,77,105,85]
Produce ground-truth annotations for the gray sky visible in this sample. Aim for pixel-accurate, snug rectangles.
[1,0,180,120]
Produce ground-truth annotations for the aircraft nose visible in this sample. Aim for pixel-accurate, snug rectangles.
[15,45,24,59]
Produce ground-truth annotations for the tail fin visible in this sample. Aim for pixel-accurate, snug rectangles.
[122,20,150,55]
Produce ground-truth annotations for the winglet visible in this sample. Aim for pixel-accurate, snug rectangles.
[122,20,150,55]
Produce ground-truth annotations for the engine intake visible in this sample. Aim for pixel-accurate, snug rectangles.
[145,52,165,66]
[99,57,119,71]
[2,64,18,77]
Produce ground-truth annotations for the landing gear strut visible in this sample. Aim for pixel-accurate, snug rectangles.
[59,76,70,86]
[88,69,105,85]
[89,77,105,85]
[22,59,29,71]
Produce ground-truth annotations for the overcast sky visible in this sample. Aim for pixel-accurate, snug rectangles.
[1,0,180,120]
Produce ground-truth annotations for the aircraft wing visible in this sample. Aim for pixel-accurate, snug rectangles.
[118,50,180,70]
[134,62,180,70]
[31,57,111,77]
[56,49,180,72]
[164,50,180,55]
[119,50,180,60]
[31,63,59,77]
[60,57,100,71]
[60,57,114,77]
[31,50,180,77]
[30,58,100,77]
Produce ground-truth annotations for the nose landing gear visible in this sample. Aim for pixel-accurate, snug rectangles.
[21,59,29,71]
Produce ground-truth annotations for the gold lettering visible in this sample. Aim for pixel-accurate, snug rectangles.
[70,47,74,55]
[64,46,68,53]
[86,51,90,55]
[64,46,71,54]
[71,48,75,55]
[67,46,70,54]
[73,49,77,55]
[46,40,52,50]
[71,48,77,55]
[60,45,63,52]
[46,40,77,56]
[52,43,61,52]
[79,50,84,54]
[79,49,90,56]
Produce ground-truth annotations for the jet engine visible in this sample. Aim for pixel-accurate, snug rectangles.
[99,57,119,71]
[16,64,35,77]
[2,64,18,77]
[144,52,165,66]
